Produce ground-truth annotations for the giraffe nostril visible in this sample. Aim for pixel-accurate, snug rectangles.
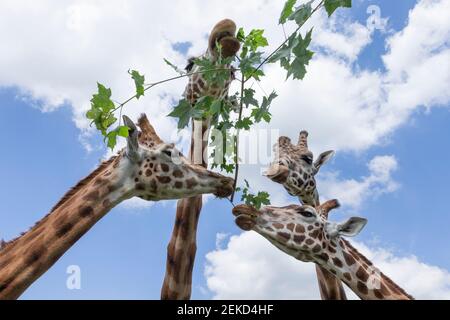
[265,163,289,184]
[213,177,234,198]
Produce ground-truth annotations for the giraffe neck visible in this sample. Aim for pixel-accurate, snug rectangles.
[0,155,135,299]
[161,118,209,300]
[317,239,413,300]
[184,51,233,105]
[314,210,347,300]
[315,265,347,300]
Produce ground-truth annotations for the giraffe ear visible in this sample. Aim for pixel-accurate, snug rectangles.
[313,150,335,173]
[122,115,140,162]
[336,217,367,237]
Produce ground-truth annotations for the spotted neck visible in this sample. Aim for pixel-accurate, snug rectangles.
[0,155,134,299]
[161,18,239,300]
[315,239,413,300]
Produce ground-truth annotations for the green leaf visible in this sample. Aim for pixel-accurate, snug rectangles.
[253,191,271,209]
[236,27,245,42]
[117,125,130,138]
[268,31,299,64]
[86,83,119,139]
[128,69,145,99]
[106,130,118,150]
[193,55,233,87]
[237,28,268,61]
[245,29,269,52]
[251,91,277,123]
[289,0,313,25]
[90,82,115,112]
[324,0,352,17]
[194,96,215,114]
[288,28,314,80]
[279,0,297,24]
[163,58,185,75]
[240,51,265,80]
[86,108,101,121]
[236,117,253,130]
[209,99,222,115]
[102,115,117,130]
[241,88,259,108]
[239,179,271,209]
[103,125,129,150]
[168,99,194,129]
[221,163,236,173]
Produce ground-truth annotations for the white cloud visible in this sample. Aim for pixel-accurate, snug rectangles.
[119,197,156,210]
[0,0,285,151]
[2,0,448,155]
[215,232,230,250]
[249,0,450,154]
[231,0,449,209]
[0,0,449,210]
[317,155,399,210]
[205,232,450,299]
[205,232,321,300]
[313,14,373,62]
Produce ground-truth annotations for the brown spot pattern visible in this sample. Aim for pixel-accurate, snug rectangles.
[343,251,356,266]
[286,223,295,232]
[157,176,171,184]
[79,206,94,217]
[332,257,343,268]
[356,266,369,282]
[357,281,369,295]
[173,170,184,178]
[273,223,284,229]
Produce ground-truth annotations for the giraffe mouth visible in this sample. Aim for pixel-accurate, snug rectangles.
[213,177,235,198]
[264,163,289,184]
[211,33,240,58]
[209,19,240,58]
[232,204,259,231]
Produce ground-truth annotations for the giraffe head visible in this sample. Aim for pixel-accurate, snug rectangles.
[232,200,367,263]
[207,18,240,60]
[265,131,335,206]
[232,202,414,300]
[184,19,240,103]
[121,114,234,200]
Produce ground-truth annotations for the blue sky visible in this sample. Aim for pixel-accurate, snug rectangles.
[0,0,449,299]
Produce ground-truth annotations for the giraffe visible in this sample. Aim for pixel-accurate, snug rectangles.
[232,201,414,300]
[265,131,334,207]
[0,114,234,300]
[161,19,240,300]
[264,131,346,299]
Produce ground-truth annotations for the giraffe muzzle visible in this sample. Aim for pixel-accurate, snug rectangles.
[213,177,235,198]
[264,163,290,184]
[232,204,259,231]
[209,19,240,58]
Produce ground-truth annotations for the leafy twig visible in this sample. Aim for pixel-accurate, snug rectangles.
[244,0,325,83]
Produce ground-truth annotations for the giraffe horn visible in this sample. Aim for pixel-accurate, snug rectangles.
[137,113,163,145]
[319,199,340,218]
[297,130,309,151]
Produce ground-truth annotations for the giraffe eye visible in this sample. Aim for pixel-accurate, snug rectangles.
[300,211,314,218]
[162,150,172,158]
[296,208,315,218]
[301,155,313,165]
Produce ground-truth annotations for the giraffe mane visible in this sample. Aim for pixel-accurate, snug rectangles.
[49,155,119,213]
[341,239,414,299]
[0,155,120,253]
